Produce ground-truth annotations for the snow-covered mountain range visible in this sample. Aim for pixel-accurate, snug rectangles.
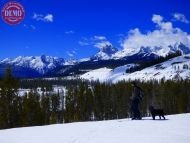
[95,42,190,60]
[81,54,190,82]
[1,41,190,79]
[0,55,65,77]
[112,42,190,59]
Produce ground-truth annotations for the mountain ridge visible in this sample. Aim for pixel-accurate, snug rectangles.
[0,43,190,78]
[0,55,65,77]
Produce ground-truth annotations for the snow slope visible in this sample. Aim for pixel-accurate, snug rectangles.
[80,64,137,82]
[81,55,190,82]
[114,55,190,82]
[81,67,112,82]
[0,113,189,143]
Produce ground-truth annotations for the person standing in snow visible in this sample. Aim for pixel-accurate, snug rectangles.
[130,82,144,120]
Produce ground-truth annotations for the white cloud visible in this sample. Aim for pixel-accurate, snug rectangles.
[92,36,112,49]
[66,50,77,57]
[33,13,54,23]
[94,36,107,40]
[173,13,189,24]
[152,14,163,24]
[78,40,90,46]
[116,14,190,57]
[152,14,173,31]
[33,13,43,21]
[44,14,53,22]
[24,24,36,30]
[78,37,91,46]
[65,30,75,34]
[79,35,113,50]
[66,51,74,57]
[72,50,76,54]
[94,41,112,49]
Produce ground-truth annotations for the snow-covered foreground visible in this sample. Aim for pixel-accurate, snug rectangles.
[0,113,190,143]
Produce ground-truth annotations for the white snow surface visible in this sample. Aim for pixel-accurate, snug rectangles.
[0,113,189,143]
[80,64,137,82]
[81,55,190,82]
[81,67,112,82]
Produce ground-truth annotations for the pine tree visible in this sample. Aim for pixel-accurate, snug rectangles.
[50,94,60,124]
[21,92,43,126]
[0,67,19,129]
[41,94,50,125]
[64,87,75,122]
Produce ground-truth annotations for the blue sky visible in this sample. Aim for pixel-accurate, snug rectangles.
[0,0,190,60]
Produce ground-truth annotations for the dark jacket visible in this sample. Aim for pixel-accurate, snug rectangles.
[131,85,144,102]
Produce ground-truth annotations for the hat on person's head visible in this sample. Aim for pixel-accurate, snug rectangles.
[131,81,136,86]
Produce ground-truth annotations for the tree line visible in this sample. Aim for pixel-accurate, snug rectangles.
[64,79,190,122]
[0,68,64,129]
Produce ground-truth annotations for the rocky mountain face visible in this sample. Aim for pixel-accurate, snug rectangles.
[91,44,118,60]
[0,55,65,78]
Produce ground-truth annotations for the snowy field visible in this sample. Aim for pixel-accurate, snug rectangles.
[0,113,190,143]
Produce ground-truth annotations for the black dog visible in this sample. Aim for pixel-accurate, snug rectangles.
[149,106,165,120]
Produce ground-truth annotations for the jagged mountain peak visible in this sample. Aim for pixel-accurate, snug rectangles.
[100,44,118,55]
[113,42,190,59]
[0,55,65,75]
[92,44,118,60]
